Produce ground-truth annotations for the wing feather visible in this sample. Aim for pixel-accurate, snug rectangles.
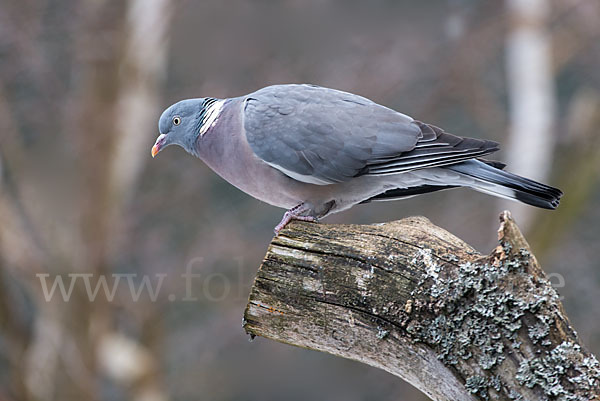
[243,84,499,184]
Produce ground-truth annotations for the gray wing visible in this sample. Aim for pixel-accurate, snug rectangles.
[243,84,498,185]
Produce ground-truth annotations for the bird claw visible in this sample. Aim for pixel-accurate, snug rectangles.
[274,204,317,235]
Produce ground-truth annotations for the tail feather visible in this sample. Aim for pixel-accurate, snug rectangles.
[445,160,563,210]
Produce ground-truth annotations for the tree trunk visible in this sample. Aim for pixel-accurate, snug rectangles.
[504,0,556,229]
[243,211,600,401]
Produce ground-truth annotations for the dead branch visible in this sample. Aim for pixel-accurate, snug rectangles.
[244,212,600,401]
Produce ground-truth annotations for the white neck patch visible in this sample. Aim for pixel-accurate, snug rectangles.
[200,100,225,136]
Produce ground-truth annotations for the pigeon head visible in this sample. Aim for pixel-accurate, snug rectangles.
[152,98,218,157]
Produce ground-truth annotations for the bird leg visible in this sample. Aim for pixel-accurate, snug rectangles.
[274,203,316,235]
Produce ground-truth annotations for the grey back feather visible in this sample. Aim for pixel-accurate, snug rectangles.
[243,84,499,184]
[243,84,420,184]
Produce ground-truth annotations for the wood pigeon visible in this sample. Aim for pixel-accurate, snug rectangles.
[151,84,562,233]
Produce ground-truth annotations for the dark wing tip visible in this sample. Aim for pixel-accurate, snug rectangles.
[364,122,501,175]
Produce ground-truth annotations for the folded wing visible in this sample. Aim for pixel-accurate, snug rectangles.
[243,84,499,185]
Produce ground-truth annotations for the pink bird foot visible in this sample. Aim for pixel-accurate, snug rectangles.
[274,203,317,235]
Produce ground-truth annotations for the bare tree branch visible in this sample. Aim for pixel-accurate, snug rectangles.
[244,212,600,401]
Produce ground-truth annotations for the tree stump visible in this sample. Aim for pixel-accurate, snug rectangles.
[243,211,600,401]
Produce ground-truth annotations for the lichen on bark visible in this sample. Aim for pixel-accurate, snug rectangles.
[243,212,600,401]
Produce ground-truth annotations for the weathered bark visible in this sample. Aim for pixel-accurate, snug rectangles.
[243,212,600,401]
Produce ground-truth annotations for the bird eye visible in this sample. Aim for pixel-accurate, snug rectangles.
[173,116,181,126]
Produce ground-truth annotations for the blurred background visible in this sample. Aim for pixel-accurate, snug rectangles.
[0,0,599,400]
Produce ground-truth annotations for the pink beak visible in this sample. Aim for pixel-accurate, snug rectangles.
[151,134,167,158]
